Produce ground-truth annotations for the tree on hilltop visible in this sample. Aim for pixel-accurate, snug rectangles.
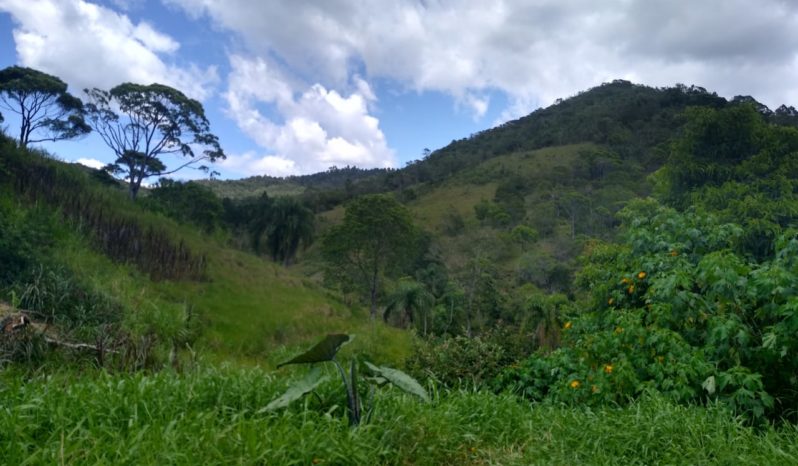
[84,83,225,200]
[0,66,90,148]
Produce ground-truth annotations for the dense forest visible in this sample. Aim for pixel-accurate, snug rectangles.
[3,67,798,463]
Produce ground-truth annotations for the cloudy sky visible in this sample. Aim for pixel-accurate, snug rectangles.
[1,0,798,179]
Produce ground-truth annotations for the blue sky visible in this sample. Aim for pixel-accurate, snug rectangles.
[2,0,798,180]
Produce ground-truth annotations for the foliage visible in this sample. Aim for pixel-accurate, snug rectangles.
[498,199,798,421]
[0,139,207,281]
[84,83,225,199]
[406,326,535,388]
[321,194,422,318]
[3,368,797,464]
[384,278,435,334]
[144,178,224,233]
[250,196,315,265]
[656,104,798,259]
[0,66,90,147]
[270,334,427,426]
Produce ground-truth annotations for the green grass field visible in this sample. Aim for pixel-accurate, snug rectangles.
[1,367,796,465]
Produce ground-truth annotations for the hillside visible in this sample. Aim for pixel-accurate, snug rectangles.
[0,137,410,367]
[5,76,798,463]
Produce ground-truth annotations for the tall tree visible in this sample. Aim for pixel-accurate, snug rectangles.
[322,194,420,319]
[0,66,90,147]
[84,83,225,200]
[250,197,315,265]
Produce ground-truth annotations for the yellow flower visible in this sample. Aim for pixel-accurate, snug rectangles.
[670,250,678,257]
[621,277,631,284]
[638,271,647,279]
[569,380,581,389]
[591,384,599,393]
[604,364,613,374]
[608,298,614,305]
[563,321,572,330]
[614,326,624,334]
[627,285,635,294]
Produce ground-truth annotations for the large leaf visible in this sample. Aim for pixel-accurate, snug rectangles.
[364,361,430,402]
[277,334,353,368]
[261,367,328,412]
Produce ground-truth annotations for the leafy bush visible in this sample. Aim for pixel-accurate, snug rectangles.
[496,199,798,421]
[407,326,534,388]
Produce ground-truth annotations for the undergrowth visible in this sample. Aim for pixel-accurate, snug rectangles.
[0,366,796,465]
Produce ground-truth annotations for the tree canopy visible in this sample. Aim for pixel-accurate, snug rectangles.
[321,194,421,319]
[0,66,90,147]
[84,83,225,200]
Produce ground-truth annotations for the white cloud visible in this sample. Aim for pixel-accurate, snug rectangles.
[0,0,217,100]
[221,55,395,176]
[166,0,798,113]
[74,157,105,169]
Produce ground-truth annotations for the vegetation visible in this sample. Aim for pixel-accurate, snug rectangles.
[0,66,90,147]
[84,83,225,200]
[2,368,797,465]
[5,65,798,462]
[321,195,423,319]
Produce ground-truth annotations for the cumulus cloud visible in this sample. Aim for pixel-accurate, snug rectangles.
[166,0,798,115]
[220,55,395,176]
[0,0,218,99]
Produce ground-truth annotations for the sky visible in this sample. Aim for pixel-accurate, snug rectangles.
[1,0,798,180]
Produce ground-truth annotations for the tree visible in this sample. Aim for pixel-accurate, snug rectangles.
[384,278,435,335]
[321,194,420,319]
[144,178,224,233]
[84,83,225,200]
[0,66,90,148]
[250,197,315,265]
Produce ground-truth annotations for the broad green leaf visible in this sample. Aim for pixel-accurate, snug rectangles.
[277,334,353,368]
[364,361,430,402]
[261,367,328,412]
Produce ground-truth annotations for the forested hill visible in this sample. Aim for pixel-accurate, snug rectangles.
[203,80,798,204]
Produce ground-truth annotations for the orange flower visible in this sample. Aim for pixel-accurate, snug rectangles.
[621,277,631,284]
[657,356,664,363]
[604,364,613,374]
[670,250,678,257]
[638,271,647,279]
[627,285,635,294]
[569,380,581,389]
[564,321,573,330]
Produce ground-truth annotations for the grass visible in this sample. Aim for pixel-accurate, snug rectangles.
[1,366,796,465]
[48,206,410,367]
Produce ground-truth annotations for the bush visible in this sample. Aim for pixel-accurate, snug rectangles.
[406,326,534,388]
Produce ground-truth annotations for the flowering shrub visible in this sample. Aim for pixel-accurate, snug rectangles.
[496,199,798,421]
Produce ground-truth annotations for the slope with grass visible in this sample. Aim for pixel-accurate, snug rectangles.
[0,135,410,369]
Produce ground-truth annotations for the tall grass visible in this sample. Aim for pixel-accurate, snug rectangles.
[1,366,796,465]
[0,137,205,281]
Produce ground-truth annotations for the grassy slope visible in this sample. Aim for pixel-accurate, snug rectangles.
[0,145,410,367]
[1,367,796,465]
